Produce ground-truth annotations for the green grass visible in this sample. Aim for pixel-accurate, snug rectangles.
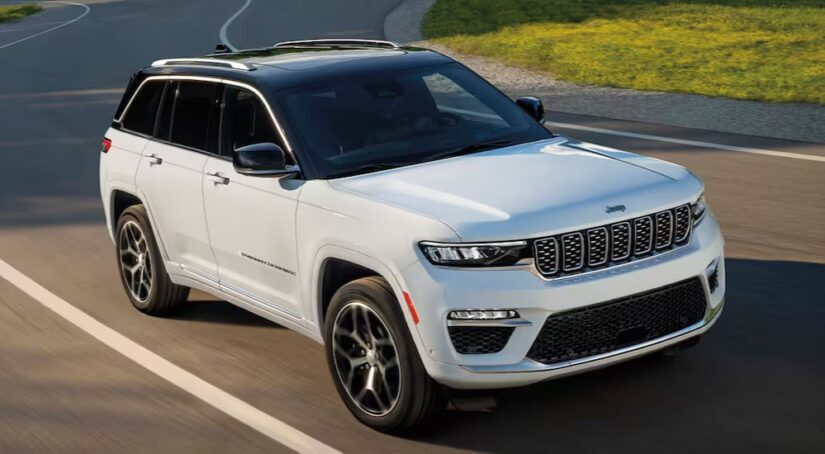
[0,4,42,23]
[423,0,825,104]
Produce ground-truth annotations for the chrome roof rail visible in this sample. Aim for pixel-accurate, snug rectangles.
[273,39,401,49]
[151,58,255,71]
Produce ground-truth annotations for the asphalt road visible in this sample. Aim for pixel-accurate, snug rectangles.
[0,1,823,452]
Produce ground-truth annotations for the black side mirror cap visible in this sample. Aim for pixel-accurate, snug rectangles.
[233,143,297,176]
[214,43,232,54]
[516,96,545,124]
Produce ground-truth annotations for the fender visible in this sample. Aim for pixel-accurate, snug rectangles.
[106,185,171,262]
[308,245,430,362]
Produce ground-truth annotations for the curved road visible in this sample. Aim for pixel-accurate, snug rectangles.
[0,1,823,452]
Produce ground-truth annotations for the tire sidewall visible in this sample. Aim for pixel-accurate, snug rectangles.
[115,206,162,311]
[323,279,425,431]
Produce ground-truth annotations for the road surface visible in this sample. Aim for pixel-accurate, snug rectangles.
[0,1,823,452]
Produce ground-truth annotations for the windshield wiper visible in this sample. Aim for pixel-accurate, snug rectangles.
[325,162,412,179]
[422,139,516,163]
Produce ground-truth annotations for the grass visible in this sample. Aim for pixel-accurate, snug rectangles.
[0,3,42,23]
[423,0,825,104]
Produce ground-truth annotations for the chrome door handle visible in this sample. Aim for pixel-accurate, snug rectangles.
[206,172,230,185]
[147,154,163,166]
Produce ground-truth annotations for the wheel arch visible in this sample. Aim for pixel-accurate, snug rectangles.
[108,188,169,261]
[310,247,418,338]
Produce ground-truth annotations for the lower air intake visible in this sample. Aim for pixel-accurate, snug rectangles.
[448,326,514,354]
[526,277,707,365]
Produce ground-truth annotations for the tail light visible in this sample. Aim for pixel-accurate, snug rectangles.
[101,137,112,153]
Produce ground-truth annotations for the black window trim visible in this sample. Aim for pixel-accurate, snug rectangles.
[115,75,302,176]
[117,79,167,139]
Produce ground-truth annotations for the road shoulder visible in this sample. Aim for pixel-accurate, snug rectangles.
[384,0,825,144]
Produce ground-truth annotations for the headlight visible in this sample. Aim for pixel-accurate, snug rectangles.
[420,241,528,267]
[692,194,707,225]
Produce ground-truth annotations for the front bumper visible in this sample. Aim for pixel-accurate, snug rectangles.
[399,213,726,389]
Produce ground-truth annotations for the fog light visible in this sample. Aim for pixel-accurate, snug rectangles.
[448,310,519,320]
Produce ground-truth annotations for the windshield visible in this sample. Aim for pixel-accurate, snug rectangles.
[276,63,553,178]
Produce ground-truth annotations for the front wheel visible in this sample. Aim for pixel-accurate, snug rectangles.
[324,277,446,433]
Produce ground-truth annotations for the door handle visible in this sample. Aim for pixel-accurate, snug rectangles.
[206,172,230,185]
[146,154,163,166]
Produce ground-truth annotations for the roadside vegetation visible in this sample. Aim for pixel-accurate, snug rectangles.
[0,3,41,23]
[423,0,825,104]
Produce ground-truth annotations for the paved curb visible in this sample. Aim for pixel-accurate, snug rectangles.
[383,0,434,43]
[384,0,825,144]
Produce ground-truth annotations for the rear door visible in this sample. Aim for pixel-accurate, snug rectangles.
[136,79,221,283]
[202,83,303,318]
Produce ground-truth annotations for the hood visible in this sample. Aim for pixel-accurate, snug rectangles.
[330,137,703,241]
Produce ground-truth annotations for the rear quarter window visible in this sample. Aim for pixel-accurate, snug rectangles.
[121,80,165,136]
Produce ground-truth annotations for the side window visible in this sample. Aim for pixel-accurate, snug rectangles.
[221,86,284,158]
[121,80,165,135]
[166,81,219,151]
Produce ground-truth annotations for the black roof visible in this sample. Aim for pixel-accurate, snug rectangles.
[141,44,455,91]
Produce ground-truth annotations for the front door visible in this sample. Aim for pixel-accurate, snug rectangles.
[202,84,303,317]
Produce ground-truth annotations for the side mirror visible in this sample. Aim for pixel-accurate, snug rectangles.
[516,96,545,124]
[233,143,296,176]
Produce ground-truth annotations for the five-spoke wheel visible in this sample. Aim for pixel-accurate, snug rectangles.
[324,276,446,433]
[332,301,401,416]
[115,205,189,314]
[119,220,153,303]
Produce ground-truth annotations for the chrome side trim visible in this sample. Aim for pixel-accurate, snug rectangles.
[462,300,723,374]
[116,75,295,157]
[179,264,219,284]
[220,281,301,319]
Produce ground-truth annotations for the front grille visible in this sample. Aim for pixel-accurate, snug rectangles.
[533,204,691,278]
[526,277,707,365]
[448,326,514,354]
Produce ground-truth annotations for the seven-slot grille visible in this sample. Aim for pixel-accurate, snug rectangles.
[534,205,692,278]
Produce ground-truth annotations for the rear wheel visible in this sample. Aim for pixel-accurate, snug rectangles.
[324,276,446,433]
[116,205,189,314]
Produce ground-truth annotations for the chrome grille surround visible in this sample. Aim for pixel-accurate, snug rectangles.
[674,205,692,243]
[533,204,692,279]
[655,211,674,249]
[561,233,585,271]
[610,222,631,261]
[586,227,609,266]
[534,237,559,275]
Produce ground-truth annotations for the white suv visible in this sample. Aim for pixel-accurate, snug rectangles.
[100,39,725,432]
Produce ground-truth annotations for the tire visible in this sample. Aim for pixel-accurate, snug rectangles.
[324,276,446,433]
[115,205,189,314]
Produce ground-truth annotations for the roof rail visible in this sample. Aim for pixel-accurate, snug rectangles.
[151,58,255,71]
[273,39,401,49]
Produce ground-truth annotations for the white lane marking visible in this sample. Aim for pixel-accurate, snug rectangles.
[0,258,340,454]
[546,121,825,163]
[0,1,90,51]
[219,0,252,51]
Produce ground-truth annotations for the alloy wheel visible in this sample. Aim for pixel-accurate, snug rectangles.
[332,301,402,416]
[119,220,152,303]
